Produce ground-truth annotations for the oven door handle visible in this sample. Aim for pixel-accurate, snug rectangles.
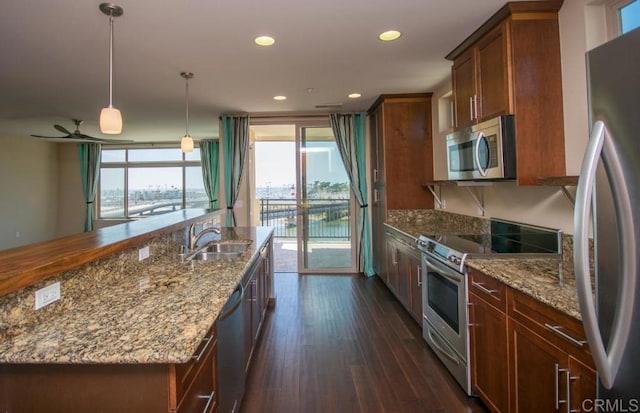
[423,255,464,284]
[427,329,461,366]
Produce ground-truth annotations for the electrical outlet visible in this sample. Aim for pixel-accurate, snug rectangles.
[138,246,150,261]
[35,282,61,310]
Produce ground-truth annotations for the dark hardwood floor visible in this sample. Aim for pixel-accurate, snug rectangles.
[242,273,488,413]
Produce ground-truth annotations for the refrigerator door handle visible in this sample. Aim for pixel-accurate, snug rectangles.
[574,120,636,389]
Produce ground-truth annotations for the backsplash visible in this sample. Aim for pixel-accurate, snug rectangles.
[386,209,595,283]
[386,209,490,234]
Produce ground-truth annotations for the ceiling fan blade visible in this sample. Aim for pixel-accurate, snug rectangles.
[100,138,135,144]
[54,124,72,135]
[74,133,108,142]
[31,134,67,139]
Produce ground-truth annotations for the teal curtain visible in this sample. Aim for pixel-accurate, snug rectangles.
[199,139,220,209]
[329,113,374,277]
[221,115,250,226]
[77,143,102,232]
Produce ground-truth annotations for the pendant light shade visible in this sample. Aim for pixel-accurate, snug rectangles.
[99,3,123,134]
[100,106,122,134]
[181,72,195,153]
[181,135,194,153]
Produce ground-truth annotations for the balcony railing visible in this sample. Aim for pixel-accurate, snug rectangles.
[259,198,350,239]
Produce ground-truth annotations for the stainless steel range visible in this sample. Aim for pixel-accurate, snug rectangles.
[415,218,562,396]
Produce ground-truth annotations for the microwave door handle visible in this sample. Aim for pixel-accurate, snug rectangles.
[474,132,488,177]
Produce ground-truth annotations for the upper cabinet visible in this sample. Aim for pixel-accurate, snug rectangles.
[453,24,510,128]
[369,94,434,209]
[447,0,566,185]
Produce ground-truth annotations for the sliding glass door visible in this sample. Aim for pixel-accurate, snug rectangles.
[297,126,355,273]
[252,121,356,274]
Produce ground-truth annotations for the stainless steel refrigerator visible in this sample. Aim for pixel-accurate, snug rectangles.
[574,26,640,405]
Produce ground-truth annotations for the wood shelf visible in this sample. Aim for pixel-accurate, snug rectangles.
[536,176,579,186]
[537,176,579,207]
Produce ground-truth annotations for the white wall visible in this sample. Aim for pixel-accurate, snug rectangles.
[0,137,59,249]
[56,145,85,237]
[431,0,606,234]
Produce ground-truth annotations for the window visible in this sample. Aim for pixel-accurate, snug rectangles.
[608,0,640,37]
[99,147,208,219]
[620,0,640,33]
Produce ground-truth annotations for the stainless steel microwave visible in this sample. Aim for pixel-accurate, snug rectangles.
[446,115,516,181]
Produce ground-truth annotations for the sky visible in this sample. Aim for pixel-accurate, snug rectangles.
[254,141,348,188]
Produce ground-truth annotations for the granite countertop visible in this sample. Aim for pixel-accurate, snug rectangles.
[0,226,273,365]
[385,220,582,321]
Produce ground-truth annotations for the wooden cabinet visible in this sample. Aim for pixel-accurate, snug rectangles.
[0,321,219,413]
[384,227,423,324]
[508,288,596,413]
[369,94,434,277]
[469,271,509,413]
[447,1,566,185]
[467,269,596,413]
[243,237,273,374]
[452,24,510,129]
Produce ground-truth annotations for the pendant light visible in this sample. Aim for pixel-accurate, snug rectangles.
[99,3,123,134]
[180,72,195,153]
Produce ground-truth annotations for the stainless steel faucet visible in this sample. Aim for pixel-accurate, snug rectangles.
[188,223,221,250]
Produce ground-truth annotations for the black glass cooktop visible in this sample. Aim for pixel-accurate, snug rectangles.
[421,218,561,257]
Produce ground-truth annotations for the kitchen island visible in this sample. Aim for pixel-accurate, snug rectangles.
[0,209,275,412]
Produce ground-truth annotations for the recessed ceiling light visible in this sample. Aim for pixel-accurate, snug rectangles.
[348,93,362,99]
[273,95,287,101]
[255,36,275,46]
[379,30,402,41]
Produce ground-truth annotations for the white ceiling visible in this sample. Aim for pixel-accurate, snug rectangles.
[0,0,525,144]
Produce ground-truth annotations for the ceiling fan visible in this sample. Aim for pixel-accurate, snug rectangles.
[30,119,133,144]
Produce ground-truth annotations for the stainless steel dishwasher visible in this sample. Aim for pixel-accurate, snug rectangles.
[217,283,245,413]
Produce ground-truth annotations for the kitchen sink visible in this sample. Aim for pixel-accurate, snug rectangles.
[181,240,252,261]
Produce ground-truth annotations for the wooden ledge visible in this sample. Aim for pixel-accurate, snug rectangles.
[0,209,219,297]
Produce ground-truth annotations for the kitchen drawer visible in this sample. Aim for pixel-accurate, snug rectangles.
[175,322,217,404]
[177,335,217,413]
[469,269,506,312]
[507,288,594,368]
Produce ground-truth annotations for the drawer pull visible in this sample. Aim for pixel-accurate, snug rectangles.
[472,281,497,295]
[197,390,215,413]
[544,323,587,348]
[192,335,213,362]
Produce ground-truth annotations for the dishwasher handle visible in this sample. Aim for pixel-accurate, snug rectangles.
[218,284,244,322]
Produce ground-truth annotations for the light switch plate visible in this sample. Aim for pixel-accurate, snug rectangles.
[139,246,150,261]
[35,282,61,310]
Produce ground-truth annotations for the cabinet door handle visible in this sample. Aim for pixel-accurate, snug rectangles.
[373,168,378,182]
[544,324,587,348]
[557,365,570,409]
[469,96,475,121]
[192,335,213,362]
[417,264,422,287]
[473,95,479,120]
[197,390,216,413]
[471,281,497,295]
[373,189,380,203]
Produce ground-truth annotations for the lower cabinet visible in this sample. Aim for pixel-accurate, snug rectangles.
[0,321,219,413]
[383,227,423,324]
[243,238,272,374]
[468,269,596,413]
[470,292,509,413]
